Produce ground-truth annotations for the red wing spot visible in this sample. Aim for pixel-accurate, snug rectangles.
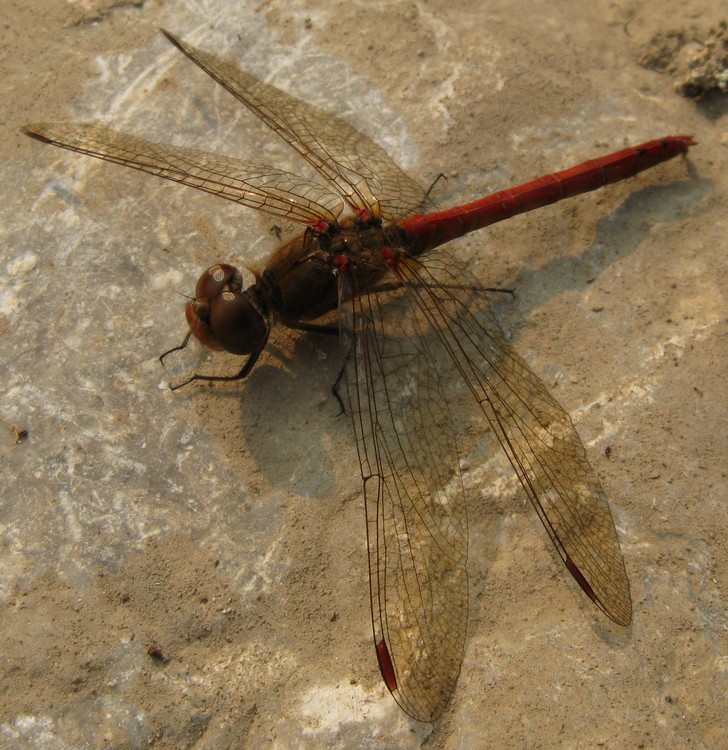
[333,254,348,271]
[565,557,598,604]
[376,639,397,692]
[24,129,53,144]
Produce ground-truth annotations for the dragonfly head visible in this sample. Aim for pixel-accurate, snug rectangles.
[186,263,269,355]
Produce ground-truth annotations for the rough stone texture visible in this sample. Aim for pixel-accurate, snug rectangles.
[1,1,726,748]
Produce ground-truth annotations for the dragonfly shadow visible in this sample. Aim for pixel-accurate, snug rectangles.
[504,175,708,319]
[233,330,347,500]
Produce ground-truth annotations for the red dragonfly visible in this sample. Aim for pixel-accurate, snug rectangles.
[23,31,693,722]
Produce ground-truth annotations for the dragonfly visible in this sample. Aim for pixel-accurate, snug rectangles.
[22,30,694,722]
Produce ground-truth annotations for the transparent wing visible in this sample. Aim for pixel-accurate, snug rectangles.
[163,31,428,222]
[343,259,469,722]
[342,245,631,722]
[22,122,344,227]
[403,253,632,626]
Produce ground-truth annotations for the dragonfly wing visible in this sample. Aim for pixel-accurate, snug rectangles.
[394,249,633,627]
[341,260,470,722]
[341,244,631,720]
[163,31,429,222]
[22,122,344,227]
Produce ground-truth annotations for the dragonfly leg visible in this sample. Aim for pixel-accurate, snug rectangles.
[278,317,349,412]
[159,330,193,367]
[482,286,515,297]
[280,318,339,335]
[331,357,348,416]
[436,283,515,297]
[369,279,515,298]
[424,172,447,202]
[167,348,264,391]
[329,337,354,417]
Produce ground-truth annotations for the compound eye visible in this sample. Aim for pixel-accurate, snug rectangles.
[195,264,242,299]
[207,291,268,356]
